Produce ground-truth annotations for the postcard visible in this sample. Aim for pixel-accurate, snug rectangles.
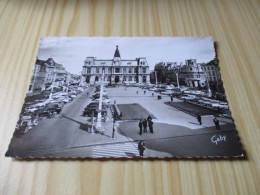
[6,37,244,158]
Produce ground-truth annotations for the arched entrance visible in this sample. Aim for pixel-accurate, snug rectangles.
[142,76,146,83]
[85,76,90,83]
[115,76,120,83]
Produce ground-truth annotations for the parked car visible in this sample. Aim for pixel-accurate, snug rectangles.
[161,90,173,95]
[24,107,38,113]
[83,105,108,117]
[180,95,196,101]
[92,98,111,104]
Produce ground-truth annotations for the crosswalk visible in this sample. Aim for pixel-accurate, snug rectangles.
[92,142,140,158]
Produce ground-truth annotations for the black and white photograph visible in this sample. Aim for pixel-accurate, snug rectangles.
[5,37,243,158]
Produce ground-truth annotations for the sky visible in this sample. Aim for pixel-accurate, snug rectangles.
[37,37,216,74]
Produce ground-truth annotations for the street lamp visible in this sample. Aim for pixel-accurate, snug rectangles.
[155,71,158,85]
[49,66,57,101]
[95,66,105,131]
[204,71,212,96]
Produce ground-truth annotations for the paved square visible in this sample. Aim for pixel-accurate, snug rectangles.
[6,85,241,158]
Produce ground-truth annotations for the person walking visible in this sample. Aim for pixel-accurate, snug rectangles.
[148,119,154,134]
[213,117,220,130]
[197,114,202,125]
[143,119,147,133]
[136,90,139,94]
[144,90,146,95]
[138,140,145,157]
[139,119,143,135]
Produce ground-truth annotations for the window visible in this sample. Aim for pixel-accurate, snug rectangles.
[107,76,111,81]
[123,76,126,81]
[96,67,99,73]
[211,66,214,70]
[129,68,132,73]
[134,67,137,73]
[87,68,91,73]
[129,76,132,81]
[212,71,215,76]
[190,68,192,71]
[108,67,112,73]
[115,68,120,73]
[123,68,126,73]
[143,68,146,73]
[208,67,210,70]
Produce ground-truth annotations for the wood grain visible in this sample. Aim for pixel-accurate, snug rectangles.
[0,0,259,194]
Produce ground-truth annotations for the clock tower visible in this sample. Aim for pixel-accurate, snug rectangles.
[113,45,121,65]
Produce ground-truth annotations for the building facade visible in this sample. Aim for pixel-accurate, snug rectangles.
[201,58,223,92]
[81,46,150,85]
[178,59,207,87]
[152,59,206,88]
[29,58,69,93]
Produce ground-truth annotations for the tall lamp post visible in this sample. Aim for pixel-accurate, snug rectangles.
[175,67,180,88]
[204,71,212,96]
[155,71,158,85]
[95,66,105,131]
[49,67,57,101]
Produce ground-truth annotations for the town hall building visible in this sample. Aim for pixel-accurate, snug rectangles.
[81,46,150,85]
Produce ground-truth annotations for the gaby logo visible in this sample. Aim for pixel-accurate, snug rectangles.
[211,135,227,145]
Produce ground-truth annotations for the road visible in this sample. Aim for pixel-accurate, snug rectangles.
[6,86,243,158]
[6,87,97,157]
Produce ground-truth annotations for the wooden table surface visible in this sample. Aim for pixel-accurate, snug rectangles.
[0,0,259,194]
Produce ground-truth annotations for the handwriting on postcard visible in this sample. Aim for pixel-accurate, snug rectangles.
[211,135,226,145]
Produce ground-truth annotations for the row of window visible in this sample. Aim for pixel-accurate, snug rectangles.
[207,71,216,76]
[208,76,217,82]
[202,66,215,71]
[83,67,147,74]
[179,74,202,79]
[105,76,135,81]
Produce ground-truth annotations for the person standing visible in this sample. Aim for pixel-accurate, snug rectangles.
[136,90,139,94]
[138,140,145,157]
[171,95,173,102]
[213,117,220,130]
[148,119,154,134]
[144,90,146,95]
[197,114,202,125]
[143,119,147,133]
[147,115,152,121]
[139,119,143,135]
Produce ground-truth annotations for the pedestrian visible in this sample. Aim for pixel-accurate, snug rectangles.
[197,114,202,125]
[114,99,116,104]
[152,93,154,96]
[112,124,116,138]
[213,117,220,130]
[144,90,146,95]
[138,140,145,157]
[147,115,152,121]
[171,95,173,102]
[136,90,139,94]
[139,119,143,135]
[143,119,147,133]
[148,119,154,134]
